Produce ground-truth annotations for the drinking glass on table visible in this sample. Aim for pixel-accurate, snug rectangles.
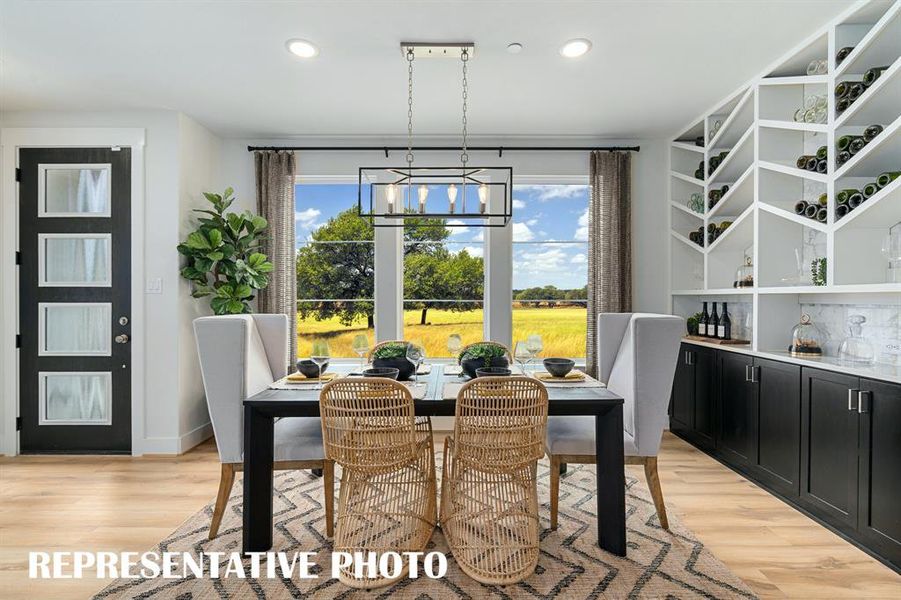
[351,334,369,371]
[310,339,331,390]
[406,341,425,384]
[526,334,543,359]
[514,341,532,375]
[447,333,462,358]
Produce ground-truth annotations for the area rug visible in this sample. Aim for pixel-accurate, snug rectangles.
[94,462,756,599]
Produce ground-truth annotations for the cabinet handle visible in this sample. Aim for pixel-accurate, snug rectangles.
[744,365,751,382]
[685,351,693,366]
[848,388,860,411]
[858,390,870,414]
[750,365,759,383]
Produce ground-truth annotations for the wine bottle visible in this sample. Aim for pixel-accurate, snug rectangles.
[708,189,722,203]
[863,124,883,142]
[700,302,710,337]
[720,184,730,196]
[836,189,857,204]
[818,193,828,206]
[707,233,715,245]
[816,207,828,223]
[834,81,852,99]
[863,182,879,198]
[849,137,867,155]
[836,135,862,152]
[720,303,731,340]
[707,223,717,234]
[794,200,808,215]
[836,96,851,113]
[695,168,704,180]
[836,46,854,65]
[836,150,852,167]
[806,157,819,171]
[710,303,720,340]
[796,155,814,170]
[836,204,850,219]
[848,192,864,209]
[877,171,901,188]
[816,145,828,160]
[863,66,889,86]
[804,203,819,219]
[848,82,866,100]
[816,159,827,173]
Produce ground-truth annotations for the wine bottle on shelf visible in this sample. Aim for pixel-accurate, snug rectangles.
[836,204,850,219]
[720,184,730,196]
[836,96,851,113]
[794,200,808,215]
[816,145,828,160]
[836,134,862,152]
[835,46,854,65]
[710,303,720,340]
[816,207,828,223]
[804,203,819,219]
[816,159,827,173]
[863,124,884,142]
[848,192,864,209]
[700,302,710,337]
[806,157,819,171]
[877,171,901,188]
[834,81,852,98]
[720,303,731,340]
[836,150,852,167]
[796,155,814,170]
[707,233,715,245]
[863,182,880,198]
[863,66,890,86]
[708,189,722,203]
[848,82,866,100]
[818,193,828,206]
[849,137,867,155]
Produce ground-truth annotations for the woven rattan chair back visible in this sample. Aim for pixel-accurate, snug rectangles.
[366,339,409,362]
[457,341,513,363]
[319,377,417,473]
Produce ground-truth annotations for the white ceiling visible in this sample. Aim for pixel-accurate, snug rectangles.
[1,0,854,139]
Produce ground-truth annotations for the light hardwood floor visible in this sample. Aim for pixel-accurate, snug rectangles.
[1,433,898,599]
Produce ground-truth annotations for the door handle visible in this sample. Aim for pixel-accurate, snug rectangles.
[858,390,870,414]
[115,334,130,344]
[848,388,859,411]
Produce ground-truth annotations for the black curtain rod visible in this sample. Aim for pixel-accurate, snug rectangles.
[247,145,639,157]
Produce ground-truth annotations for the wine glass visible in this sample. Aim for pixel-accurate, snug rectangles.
[526,334,543,359]
[310,339,331,391]
[406,341,425,384]
[514,341,532,375]
[447,333,462,358]
[351,334,369,371]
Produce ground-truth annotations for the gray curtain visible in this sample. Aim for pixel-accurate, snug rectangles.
[254,150,297,370]
[586,151,632,377]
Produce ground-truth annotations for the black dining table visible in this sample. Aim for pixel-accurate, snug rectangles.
[242,364,626,557]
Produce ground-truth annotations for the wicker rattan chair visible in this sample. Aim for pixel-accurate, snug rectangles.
[441,376,549,585]
[319,377,437,589]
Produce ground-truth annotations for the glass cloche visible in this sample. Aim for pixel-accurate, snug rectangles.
[838,315,876,364]
[734,257,754,288]
[789,314,823,357]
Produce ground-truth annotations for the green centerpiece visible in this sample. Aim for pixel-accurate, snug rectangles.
[458,343,509,379]
[372,342,415,381]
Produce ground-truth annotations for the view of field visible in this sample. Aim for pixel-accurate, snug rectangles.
[297,305,587,359]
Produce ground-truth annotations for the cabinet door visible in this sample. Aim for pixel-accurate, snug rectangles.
[857,378,901,565]
[670,344,695,433]
[800,368,859,527]
[718,351,756,466]
[692,346,717,449]
[754,358,801,496]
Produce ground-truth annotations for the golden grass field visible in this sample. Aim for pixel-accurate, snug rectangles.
[297,306,587,359]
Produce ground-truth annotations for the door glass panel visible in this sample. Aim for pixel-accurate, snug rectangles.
[40,164,111,216]
[40,372,112,425]
[39,303,111,355]
[39,234,112,286]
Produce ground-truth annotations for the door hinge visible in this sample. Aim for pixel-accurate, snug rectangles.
[15,251,21,265]
[15,167,22,182]
[15,334,21,348]
[16,416,22,431]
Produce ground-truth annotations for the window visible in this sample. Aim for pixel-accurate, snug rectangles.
[402,184,485,358]
[295,183,374,358]
[511,184,589,358]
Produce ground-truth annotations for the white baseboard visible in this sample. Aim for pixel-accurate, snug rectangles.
[179,422,214,453]
[137,422,213,456]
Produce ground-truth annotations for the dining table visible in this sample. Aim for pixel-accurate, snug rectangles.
[242,363,626,557]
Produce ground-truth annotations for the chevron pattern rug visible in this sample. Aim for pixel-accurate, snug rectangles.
[95,462,756,599]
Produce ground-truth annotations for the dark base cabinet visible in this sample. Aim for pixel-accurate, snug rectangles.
[670,343,900,572]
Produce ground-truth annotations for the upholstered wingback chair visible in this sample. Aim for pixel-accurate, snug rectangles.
[545,313,684,529]
[193,314,333,539]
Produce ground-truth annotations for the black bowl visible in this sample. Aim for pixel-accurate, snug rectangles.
[297,359,328,378]
[362,367,400,379]
[475,367,512,377]
[543,358,574,378]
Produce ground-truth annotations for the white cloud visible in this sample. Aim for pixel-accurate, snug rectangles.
[526,218,538,226]
[462,245,484,258]
[295,208,321,229]
[515,184,588,201]
[574,208,589,241]
[512,222,535,242]
[571,253,587,264]
[446,220,469,236]
[512,198,526,209]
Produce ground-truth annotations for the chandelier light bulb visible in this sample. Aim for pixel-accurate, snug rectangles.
[447,184,458,213]
[386,183,398,212]
[418,184,429,213]
[478,183,489,213]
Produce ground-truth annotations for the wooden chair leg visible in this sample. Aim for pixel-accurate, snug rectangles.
[209,463,236,540]
[549,454,560,530]
[643,456,669,530]
[322,459,335,538]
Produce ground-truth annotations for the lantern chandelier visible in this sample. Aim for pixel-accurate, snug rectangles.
[358,42,513,228]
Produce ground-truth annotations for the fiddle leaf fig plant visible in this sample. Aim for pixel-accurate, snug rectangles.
[177,187,274,314]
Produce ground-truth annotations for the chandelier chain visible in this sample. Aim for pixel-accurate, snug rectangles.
[406,47,415,168]
[461,49,469,167]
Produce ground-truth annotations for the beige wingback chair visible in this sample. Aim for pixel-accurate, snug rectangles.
[545,313,684,530]
[193,314,334,539]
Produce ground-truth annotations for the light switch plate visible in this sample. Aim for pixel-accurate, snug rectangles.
[146,278,162,294]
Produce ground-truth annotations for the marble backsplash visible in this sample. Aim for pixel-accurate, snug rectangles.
[802,303,901,366]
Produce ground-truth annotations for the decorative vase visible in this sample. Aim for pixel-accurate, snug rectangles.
[460,357,509,379]
[372,357,415,381]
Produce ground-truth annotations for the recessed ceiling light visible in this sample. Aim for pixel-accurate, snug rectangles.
[560,38,591,58]
[507,42,523,54]
[285,39,319,58]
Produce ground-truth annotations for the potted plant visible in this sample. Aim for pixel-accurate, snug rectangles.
[372,342,415,381]
[177,188,273,314]
[458,343,509,379]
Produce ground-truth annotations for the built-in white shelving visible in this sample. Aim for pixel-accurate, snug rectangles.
[667,0,901,366]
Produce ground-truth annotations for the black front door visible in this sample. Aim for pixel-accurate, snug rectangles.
[18,148,131,453]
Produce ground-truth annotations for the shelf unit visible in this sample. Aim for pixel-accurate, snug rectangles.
[667,0,901,360]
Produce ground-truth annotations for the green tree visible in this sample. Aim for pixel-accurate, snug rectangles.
[404,248,483,325]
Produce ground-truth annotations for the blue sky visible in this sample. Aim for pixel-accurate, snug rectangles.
[295,183,589,291]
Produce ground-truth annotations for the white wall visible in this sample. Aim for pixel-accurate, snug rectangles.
[0,109,220,454]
